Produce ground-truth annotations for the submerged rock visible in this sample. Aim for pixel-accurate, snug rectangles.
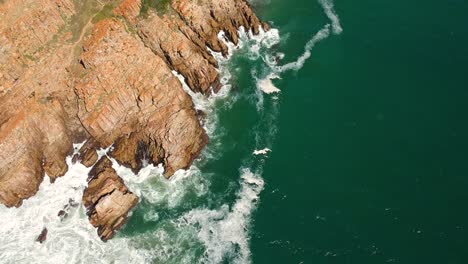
[83,157,139,241]
[36,227,48,244]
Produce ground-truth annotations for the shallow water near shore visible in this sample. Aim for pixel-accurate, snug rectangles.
[1,0,468,263]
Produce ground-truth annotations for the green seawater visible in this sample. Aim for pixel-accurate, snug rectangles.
[121,0,468,263]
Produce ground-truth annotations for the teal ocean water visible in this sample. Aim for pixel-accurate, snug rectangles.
[123,0,468,262]
[1,0,467,263]
[248,0,468,263]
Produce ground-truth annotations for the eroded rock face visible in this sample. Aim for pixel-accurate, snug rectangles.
[0,99,73,207]
[172,0,269,55]
[83,157,139,241]
[138,13,221,94]
[0,0,77,207]
[0,0,268,239]
[75,18,208,176]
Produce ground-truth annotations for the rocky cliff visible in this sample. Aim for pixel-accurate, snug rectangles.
[0,0,268,240]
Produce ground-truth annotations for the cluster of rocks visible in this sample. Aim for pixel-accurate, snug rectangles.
[0,0,268,241]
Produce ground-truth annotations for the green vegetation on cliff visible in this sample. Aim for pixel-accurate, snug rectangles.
[141,0,172,17]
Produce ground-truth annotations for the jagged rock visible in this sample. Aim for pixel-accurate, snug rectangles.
[0,0,268,239]
[83,157,139,241]
[57,198,80,220]
[138,13,221,94]
[0,99,74,207]
[172,0,269,56]
[72,139,100,167]
[0,0,77,207]
[75,19,208,176]
[58,210,67,218]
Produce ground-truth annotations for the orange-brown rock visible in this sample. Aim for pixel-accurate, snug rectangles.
[0,0,269,239]
[0,98,74,207]
[0,0,75,95]
[0,43,77,207]
[75,19,208,176]
[72,139,100,167]
[172,0,269,56]
[138,13,221,94]
[113,0,142,23]
[83,157,138,241]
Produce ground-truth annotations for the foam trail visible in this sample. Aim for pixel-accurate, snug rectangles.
[275,24,331,72]
[274,0,342,72]
[0,1,342,261]
[319,0,343,35]
[255,0,342,95]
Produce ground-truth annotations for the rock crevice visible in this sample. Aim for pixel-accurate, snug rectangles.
[0,0,268,239]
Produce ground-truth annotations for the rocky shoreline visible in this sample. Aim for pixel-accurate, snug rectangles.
[0,0,268,241]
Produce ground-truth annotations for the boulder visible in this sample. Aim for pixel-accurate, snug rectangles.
[82,157,139,241]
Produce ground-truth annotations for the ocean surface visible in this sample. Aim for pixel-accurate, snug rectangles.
[1,0,468,263]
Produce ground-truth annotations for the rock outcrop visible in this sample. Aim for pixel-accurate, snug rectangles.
[75,18,208,176]
[172,0,270,55]
[83,157,138,241]
[0,0,268,239]
[137,13,221,94]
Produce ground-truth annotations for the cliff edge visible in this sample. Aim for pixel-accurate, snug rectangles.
[0,0,268,240]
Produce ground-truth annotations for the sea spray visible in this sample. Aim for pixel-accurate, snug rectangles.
[111,158,210,209]
[319,0,343,34]
[0,157,150,263]
[178,168,265,264]
[0,1,342,262]
[256,0,343,93]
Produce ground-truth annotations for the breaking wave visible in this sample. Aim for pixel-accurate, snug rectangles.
[177,168,264,264]
[0,154,149,263]
[0,1,342,263]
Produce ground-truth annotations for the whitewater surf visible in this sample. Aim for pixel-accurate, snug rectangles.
[0,1,342,263]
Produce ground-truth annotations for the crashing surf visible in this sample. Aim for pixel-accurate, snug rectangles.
[0,1,342,263]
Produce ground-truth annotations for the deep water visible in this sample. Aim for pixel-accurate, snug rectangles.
[1,0,468,263]
[250,0,468,263]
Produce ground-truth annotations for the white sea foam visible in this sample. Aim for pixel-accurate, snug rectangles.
[0,2,343,262]
[111,158,210,209]
[172,70,230,139]
[0,157,150,263]
[255,0,342,94]
[179,168,265,264]
[257,73,281,94]
[273,0,342,73]
[172,26,242,138]
[319,0,343,35]
[253,148,272,155]
[275,24,331,72]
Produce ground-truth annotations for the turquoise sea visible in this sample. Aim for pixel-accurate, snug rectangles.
[248,0,468,263]
[127,0,468,262]
[1,0,467,263]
